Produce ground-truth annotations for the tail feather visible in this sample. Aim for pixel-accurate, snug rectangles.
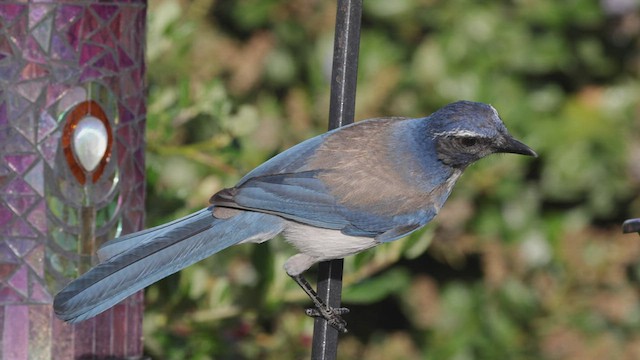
[54,209,285,323]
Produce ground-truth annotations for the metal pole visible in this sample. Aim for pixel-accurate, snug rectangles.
[311,0,362,359]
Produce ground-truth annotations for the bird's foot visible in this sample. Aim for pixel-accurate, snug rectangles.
[305,306,350,333]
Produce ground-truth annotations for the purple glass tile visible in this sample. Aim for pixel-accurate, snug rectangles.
[4,178,35,196]
[31,16,53,52]
[79,66,103,82]
[4,305,28,359]
[90,4,118,22]
[24,244,43,278]
[28,4,52,29]
[5,154,37,175]
[0,242,20,264]
[0,205,12,229]
[6,239,36,258]
[37,131,60,167]
[29,277,51,302]
[65,17,82,50]
[55,5,83,32]
[8,265,28,296]
[7,7,28,50]
[3,195,38,216]
[98,53,119,74]
[116,45,134,69]
[7,92,31,120]
[4,129,33,153]
[37,111,57,142]
[0,4,27,24]
[50,33,75,62]
[29,306,52,357]
[7,217,38,238]
[79,43,103,66]
[0,101,7,127]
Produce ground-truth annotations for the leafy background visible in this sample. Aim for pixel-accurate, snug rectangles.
[142,0,640,359]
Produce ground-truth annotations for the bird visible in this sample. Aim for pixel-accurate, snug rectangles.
[53,100,537,333]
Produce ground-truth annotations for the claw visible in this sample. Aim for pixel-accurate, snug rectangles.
[305,306,349,333]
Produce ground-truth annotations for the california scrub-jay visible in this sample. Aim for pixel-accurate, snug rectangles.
[54,100,537,333]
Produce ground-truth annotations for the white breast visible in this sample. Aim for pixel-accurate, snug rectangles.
[282,221,378,262]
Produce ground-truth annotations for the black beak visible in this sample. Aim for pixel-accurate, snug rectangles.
[497,136,538,157]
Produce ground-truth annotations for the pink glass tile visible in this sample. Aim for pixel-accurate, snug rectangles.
[95,310,113,355]
[0,4,27,24]
[5,154,37,175]
[55,5,83,32]
[52,318,74,360]
[90,4,118,22]
[29,306,52,359]
[20,63,49,80]
[4,305,28,360]
[79,43,104,66]
[8,265,28,296]
[74,317,96,356]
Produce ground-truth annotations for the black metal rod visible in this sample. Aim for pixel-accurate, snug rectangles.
[311,0,362,359]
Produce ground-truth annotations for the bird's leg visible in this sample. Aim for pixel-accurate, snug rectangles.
[290,274,349,333]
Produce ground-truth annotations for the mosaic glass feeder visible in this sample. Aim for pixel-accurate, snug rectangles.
[0,1,147,358]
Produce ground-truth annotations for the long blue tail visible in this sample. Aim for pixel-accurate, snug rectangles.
[54,208,285,323]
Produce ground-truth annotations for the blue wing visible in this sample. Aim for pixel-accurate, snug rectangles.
[211,118,437,242]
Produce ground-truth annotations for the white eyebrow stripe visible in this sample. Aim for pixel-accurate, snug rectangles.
[433,129,484,138]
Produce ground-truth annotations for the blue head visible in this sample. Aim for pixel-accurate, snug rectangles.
[426,101,537,169]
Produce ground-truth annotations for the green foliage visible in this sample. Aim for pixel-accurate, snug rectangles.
[144,0,640,358]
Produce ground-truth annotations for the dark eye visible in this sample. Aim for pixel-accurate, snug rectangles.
[459,137,477,147]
